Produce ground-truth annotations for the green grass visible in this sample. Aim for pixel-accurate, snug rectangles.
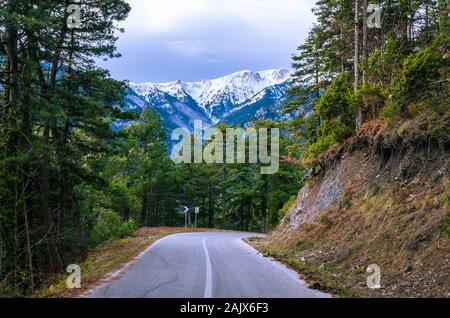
[341,192,353,209]
[367,184,380,198]
[319,216,335,229]
[439,214,450,239]
[249,242,356,298]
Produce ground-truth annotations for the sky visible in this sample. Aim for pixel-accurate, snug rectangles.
[97,0,317,83]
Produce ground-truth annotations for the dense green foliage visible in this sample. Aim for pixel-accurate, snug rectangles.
[0,1,304,295]
[0,0,133,295]
[0,0,448,296]
[286,0,449,160]
[383,41,448,117]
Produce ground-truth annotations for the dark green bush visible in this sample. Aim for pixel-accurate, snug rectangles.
[319,216,335,228]
[383,45,443,118]
[278,195,297,220]
[367,184,380,197]
[441,214,450,239]
[87,208,136,245]
[304,134,337,159]
[367,37,405,86]
[341,192,353,209]
[303,74,356,159]
[315,73,356,126]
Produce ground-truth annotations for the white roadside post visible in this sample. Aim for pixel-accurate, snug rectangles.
[194,207,200,228]
[182,206,189,228]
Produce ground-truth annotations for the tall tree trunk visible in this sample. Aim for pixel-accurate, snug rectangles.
[202,197,206,227]
[5,0,18,129]
[148,184,154,227]
[155,196,160,227]
[340,24,345,74]
[23,200,34,288]
[221,165,227,227]
[39,123,61,271]
[362,0,368,86]
[58,32,75,249]
[246,201,252,232]
[356,0,369,133]
[354,0,360,94]
[239,205,244,231]
[57,121,70,256]
[70,190,86,260]
[1,0,20,286]
[439,0,449,34]
[355,0,364,132]
[260,175,268,232]
[20,65,34,288]
[141,190,148,226]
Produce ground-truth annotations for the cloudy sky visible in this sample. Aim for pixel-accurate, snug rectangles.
[98,0,316,83]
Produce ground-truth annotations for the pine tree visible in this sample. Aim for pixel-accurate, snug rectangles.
[0,0,131,294]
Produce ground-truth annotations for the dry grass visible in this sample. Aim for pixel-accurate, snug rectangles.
[252,114,450,298]
[252,176,450,298]
[33,227,209,298]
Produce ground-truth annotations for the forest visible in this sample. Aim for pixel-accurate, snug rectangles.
[0,0,448,296]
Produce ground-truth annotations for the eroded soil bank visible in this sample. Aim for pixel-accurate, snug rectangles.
[252,113,450,298]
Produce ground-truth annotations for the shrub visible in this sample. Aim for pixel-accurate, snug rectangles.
[303,74,356,159]
[367,184,380,197]
[367,37,405,86]
[304,135,337,160]
[383,45,443,118]
[315,73,356,127]
[319,216,334,228]
[440,215,450,239]
[361,85,385,118]
[294,240,312,252]
[278,196,297,220]
[87,208,136,245]
[341,192,353,209]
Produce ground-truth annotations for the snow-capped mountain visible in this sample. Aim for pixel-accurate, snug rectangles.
[125,68,292,132]
[221,81,292,127]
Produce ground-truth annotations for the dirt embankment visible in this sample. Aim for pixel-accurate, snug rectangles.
[254,112,450,298]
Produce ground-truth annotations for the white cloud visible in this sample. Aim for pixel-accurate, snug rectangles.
[124,0,210,33]
[124,0,316,34]
[103,0,317,82]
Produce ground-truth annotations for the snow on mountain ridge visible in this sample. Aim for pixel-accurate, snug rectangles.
[129,68,291,116]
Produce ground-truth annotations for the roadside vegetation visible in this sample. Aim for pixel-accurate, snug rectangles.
[250,162,450,298]
[0,0,448,298]
[251,0,449,298]
[0,1,302,297]
[34,227,208,298]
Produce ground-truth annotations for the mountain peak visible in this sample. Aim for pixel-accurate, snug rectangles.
[186,68,291,114]
[219,68,290,83]
[129,68,291,121]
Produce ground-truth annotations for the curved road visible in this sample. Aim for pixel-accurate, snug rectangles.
[87,232,330,298]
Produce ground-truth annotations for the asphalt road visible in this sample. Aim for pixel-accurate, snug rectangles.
[87,232,331,298]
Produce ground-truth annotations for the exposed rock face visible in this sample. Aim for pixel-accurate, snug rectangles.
[290,167,344,227]
[285,114,450,230]
[270,113,450,297]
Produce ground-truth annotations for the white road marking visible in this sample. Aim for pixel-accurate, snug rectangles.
[240,239,331,298]
[83,233,188,297]
[241,239,306,284]
[202,238,213,298]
